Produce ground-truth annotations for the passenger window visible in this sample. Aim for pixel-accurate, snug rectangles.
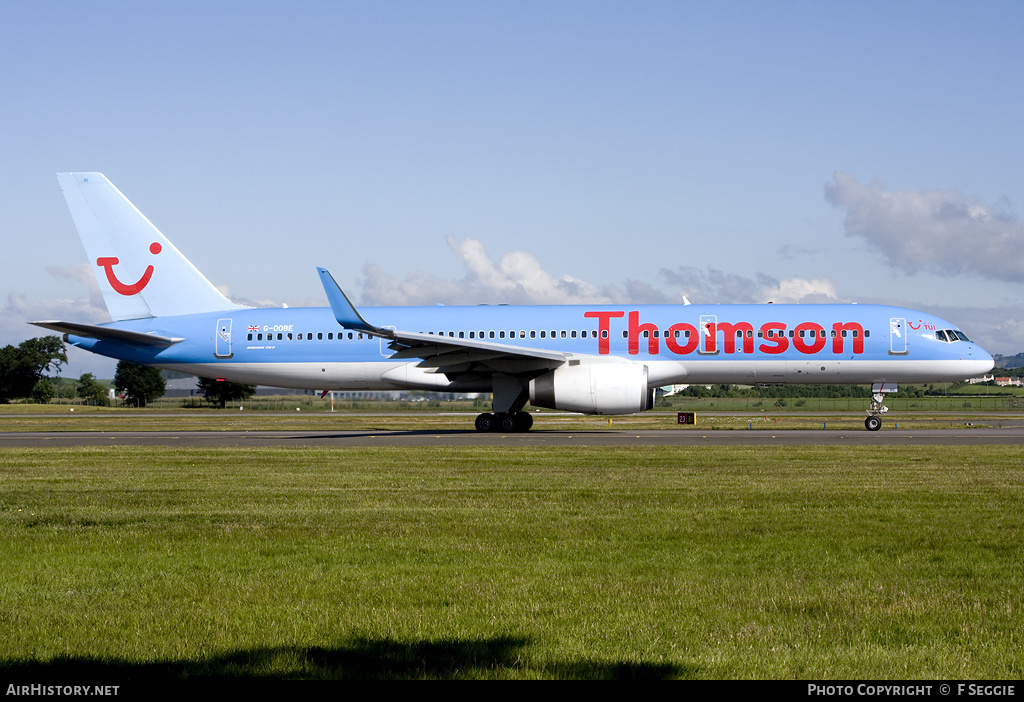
[317,333,323,340]
[247,333,252,341]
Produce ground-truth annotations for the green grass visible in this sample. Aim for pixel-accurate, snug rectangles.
[1,446,1022,679]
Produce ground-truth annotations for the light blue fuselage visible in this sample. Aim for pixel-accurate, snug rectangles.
[66,302,993,392]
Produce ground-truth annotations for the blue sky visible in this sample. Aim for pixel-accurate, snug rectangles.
[3,1,1024,376]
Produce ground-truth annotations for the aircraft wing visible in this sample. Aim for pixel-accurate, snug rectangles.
[317,267,567,377]
[384,330,567,376]
[29,321,185,348]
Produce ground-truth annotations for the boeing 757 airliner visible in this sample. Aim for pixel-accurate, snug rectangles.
[32,173,994,431]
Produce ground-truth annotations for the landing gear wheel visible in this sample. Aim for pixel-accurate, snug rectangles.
[475,413,496,432]
[865,416,882,432]
[500,413,519,432]
[479,411,533,432]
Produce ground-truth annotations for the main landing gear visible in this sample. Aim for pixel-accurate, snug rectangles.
[864,382,897,431]
[475,375,534,432]
[475,411,534,432]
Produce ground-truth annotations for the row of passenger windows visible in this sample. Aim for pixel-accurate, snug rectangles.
[248,327,871,342]
[436,329,601,339]
[248,330,605,342]
[249,332,369,341]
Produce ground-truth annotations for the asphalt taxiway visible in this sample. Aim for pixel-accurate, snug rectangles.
[4,426,1024,448]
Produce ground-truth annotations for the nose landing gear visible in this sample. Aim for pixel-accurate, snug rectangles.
[865,382,897,431]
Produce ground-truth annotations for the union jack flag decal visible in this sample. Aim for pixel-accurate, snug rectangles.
[248,325,259,332]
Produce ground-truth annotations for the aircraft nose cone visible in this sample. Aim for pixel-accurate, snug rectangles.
[966,345,995,377]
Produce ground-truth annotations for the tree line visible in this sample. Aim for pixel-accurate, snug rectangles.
[1,336,254,407]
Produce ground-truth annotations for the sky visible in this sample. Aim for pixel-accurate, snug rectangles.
[3,1,1024,377]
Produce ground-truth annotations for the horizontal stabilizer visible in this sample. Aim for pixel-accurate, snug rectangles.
[30,321,184,348]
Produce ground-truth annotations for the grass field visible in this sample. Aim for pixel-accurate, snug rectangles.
[1,444,1022,679]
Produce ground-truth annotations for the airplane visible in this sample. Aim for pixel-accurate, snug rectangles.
[32,172,994,432]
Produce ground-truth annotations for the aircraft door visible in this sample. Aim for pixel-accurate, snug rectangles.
[889,317,907,355]
[215,318,234,359]
[699,315,718,354]
[379,326,396,357]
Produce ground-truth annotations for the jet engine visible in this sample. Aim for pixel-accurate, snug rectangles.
[529,361,655,415]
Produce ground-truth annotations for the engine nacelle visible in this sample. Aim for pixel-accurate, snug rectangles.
[529,361,655,415]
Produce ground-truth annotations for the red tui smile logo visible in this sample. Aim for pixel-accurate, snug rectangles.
[97,242,162,295]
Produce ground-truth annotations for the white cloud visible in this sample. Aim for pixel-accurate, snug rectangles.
[1,291,109,346]
[928,304,1024,358]
[826,172,1024,281]
[361,237,617,306]
[759,277,839,304]
[359,237,841,309]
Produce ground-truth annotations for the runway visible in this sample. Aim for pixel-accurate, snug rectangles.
[5,426,1024,447]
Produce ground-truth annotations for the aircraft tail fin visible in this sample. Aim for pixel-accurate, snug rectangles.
[56,172,245,321]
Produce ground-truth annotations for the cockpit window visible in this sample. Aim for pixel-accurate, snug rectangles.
[936,329,972,342]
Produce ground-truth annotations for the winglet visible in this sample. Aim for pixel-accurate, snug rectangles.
[316,267,388,336]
